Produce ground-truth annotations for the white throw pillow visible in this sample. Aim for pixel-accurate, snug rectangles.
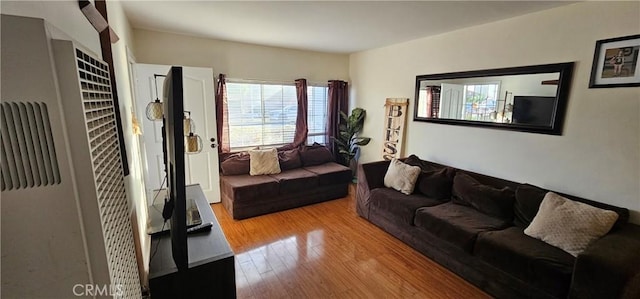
[249,148,281,176]
[384,158,421,195]
[524,192,618,257]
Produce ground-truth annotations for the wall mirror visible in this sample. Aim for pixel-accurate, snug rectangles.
[414,62,574,135]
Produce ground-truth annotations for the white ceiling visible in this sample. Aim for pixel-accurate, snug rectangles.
[122,1,575,54]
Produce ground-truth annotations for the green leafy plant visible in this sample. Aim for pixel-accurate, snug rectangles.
[332,108,371,167]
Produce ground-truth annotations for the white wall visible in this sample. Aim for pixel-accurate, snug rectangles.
[133,29,349,83]
[350,2,640,223]
[1,0,101,55]
[1,0,150,288]
[106,0,151,287]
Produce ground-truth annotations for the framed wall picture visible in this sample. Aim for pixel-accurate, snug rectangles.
[589,34,640,88]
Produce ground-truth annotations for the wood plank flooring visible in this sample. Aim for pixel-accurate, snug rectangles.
[210,186,490,299]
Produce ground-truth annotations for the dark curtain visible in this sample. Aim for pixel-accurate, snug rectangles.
[427,86,441,118]
[327,80,349,159]
[215,74,230,153]
[292,78,309,148]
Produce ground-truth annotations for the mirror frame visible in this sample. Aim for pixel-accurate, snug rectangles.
[413,62,574,135]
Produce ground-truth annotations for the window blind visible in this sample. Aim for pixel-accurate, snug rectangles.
[307,85,328,145]
[226,81,329,149]
[226,82,297,149]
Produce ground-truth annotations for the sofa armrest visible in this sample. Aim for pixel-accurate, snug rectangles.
[569,224,640,299]
[356,160,390,219]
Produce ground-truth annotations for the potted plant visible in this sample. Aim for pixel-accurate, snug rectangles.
[332,108,371,175]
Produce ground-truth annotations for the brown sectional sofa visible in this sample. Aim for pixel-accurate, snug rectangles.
[220,145,352,220]
[357,155,640,299]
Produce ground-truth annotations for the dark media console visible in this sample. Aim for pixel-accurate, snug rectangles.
[149,184,236,298]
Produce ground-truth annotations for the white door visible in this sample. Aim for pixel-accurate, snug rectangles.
[439,83,465,119]
[182,68,220,203]
[133,64,220,204]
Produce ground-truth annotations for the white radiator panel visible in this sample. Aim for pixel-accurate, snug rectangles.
[1,102,61,191]
[2,14,92,297]
[1,15,141,298]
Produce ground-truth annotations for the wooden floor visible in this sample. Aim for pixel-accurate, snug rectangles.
[210,186,490,299]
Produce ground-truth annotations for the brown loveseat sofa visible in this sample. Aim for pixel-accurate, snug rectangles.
[220,144,352,220]
[357,155,640,299]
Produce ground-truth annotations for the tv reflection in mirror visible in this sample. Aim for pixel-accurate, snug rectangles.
[512,96,555,126]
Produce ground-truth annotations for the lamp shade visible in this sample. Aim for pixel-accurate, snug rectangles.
[145,99,163,121]
[185,133,203,154]
[183,116,195,136]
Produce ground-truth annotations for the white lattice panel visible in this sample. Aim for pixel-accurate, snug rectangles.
[75,48,141,299]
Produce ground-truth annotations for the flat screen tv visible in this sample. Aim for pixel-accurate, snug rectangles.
[512,96,556,126]
[162,66,188,271]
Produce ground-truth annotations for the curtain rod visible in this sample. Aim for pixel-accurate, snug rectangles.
[226,77,333,87]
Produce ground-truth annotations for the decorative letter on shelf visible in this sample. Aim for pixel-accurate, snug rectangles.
[382,98,409,161]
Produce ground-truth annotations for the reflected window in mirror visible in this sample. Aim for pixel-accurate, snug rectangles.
[420,82,501,121]
[463,82,499,121]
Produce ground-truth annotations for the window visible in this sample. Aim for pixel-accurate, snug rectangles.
[307,85,328,145]
[226,81,328,150]
[463,83,499,121]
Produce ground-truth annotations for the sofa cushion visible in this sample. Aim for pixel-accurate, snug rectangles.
[220,174,280,204]
[220,152,250,175]
[415,167,456,200]
[514,184,547,228]
[474,226,575,298]
[515,184,630,228]
[300,143,334,166]
[404,154,456,200]
[524,192,618,257]
[414,202,510,252]
[269,168,318,194]
[451,172,515,221]
[278,148,302,171]
[404,154,443,171]
[384,158,421,195]
[249,148,281,175]
[303,162,352,186]
[369,188,444,225]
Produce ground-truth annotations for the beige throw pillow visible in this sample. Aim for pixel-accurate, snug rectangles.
[249,148,281,176]
[384,158,421,195]
[524,192,618,257]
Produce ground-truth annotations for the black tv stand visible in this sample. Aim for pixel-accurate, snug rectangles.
[149,184,236,298]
